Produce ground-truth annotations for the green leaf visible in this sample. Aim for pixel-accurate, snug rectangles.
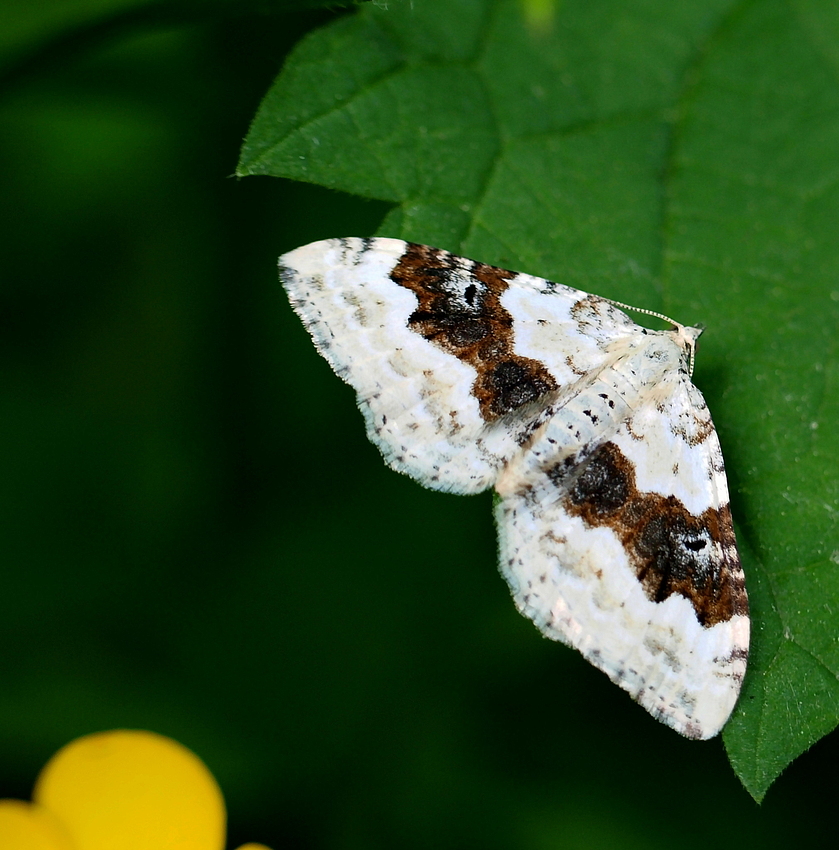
[238,0,839,799]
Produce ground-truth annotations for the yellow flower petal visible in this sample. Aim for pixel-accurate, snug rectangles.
[0,799,75,850]
[33,730,225,850]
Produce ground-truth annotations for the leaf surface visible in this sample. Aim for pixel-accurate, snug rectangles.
[239,0,839,800]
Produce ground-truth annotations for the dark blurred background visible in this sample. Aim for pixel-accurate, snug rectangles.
[2,3,839,849]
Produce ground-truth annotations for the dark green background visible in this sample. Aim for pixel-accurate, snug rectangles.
[2,2,838,848]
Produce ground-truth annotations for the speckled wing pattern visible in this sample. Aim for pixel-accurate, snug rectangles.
[280,237,749,739]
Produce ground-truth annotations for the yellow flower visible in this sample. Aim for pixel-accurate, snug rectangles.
[520,0,558,29]
[0,730,272,850]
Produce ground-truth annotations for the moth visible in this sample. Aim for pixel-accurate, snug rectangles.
[279,237,749,739]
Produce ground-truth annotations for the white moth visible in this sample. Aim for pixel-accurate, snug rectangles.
[280,237,749,739]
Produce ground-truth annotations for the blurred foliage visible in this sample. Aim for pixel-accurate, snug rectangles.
[2,0,839,847]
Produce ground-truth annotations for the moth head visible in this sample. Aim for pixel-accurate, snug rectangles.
[674,323,703,376]
[600,296,704,377]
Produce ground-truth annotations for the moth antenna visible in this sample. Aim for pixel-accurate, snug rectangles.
[600,296,680,328]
